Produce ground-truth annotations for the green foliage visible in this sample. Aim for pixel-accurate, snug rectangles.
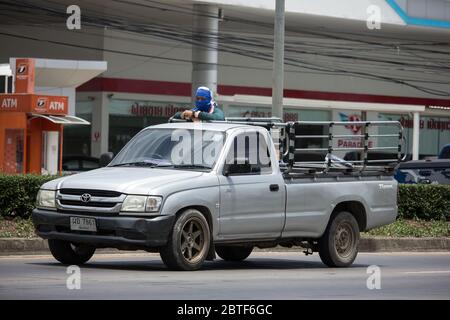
[364,219,450,238]
[398,184,450,221]
[0,217,36,238]
[0,174,449,222]
[0,174,58,218]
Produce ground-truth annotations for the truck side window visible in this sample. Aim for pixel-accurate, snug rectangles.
[225,132,272,175]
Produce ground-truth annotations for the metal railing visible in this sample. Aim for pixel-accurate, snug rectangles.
[285,120,404,173]
[168,117,406,174]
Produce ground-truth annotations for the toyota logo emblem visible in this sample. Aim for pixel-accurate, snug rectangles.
[80,193,91,203]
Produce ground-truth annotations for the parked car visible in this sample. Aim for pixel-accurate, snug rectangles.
[33,121,399,270]
[439,144,450,159]
[394,159,450,185]
[62,155,100,174]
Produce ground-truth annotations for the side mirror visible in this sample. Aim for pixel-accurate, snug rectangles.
[99,152,114,167]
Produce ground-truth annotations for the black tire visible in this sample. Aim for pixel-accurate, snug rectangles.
[318,211,360,267]
[160,209,211,271]
[215,246,253,261]
[48,239,95,265]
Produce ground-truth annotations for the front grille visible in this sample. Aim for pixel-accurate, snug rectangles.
[59,189,121,198]
[59,199,117,208]
[57,189,124,213]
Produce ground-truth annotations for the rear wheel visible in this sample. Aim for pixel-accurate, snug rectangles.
[48,239,95,265]
[215,246,253,261]
[318,211,359,267]
[160,209,210,271]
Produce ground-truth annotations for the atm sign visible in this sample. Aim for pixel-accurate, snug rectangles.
[31,96,67,114]
[49,101,65,111]
[0,97,18,110]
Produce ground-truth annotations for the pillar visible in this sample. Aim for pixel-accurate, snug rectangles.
[412,112,420,160]
[191,4,219,103]
[91,92,109,157]
[272,0,285,119]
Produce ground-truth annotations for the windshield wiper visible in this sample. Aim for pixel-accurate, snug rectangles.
[172,164,212,170]
[110,161,171,168]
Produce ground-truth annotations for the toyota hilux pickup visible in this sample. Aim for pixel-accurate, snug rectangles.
[32,119,402,270]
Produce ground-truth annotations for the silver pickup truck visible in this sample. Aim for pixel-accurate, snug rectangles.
[32,119,402,270]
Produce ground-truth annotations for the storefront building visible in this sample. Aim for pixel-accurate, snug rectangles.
[71,79,449,159]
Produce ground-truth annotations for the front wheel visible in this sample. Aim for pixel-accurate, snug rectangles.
[160,209,211,271]
[48,239,95,265]
[318,211,359,267]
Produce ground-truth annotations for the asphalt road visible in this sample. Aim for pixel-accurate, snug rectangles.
[0,251,449,299]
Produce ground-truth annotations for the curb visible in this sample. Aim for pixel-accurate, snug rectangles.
[359,237,450,252]
[0,238,49,255]
[0,237,449,256]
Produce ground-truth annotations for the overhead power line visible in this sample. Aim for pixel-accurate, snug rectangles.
[1,0,450,96]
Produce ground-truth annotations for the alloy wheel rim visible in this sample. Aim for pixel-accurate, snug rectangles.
[180,218,206,264]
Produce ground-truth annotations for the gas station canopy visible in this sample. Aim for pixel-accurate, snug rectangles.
[10,57,107,89]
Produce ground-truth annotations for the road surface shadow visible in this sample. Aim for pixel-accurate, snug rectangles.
[28,257,370,272]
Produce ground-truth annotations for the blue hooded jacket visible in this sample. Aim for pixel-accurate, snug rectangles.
[173,86,225,121]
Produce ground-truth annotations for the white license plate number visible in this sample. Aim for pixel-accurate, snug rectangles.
[70,217,97,232]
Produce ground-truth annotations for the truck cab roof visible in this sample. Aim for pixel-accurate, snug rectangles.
[145,122,255,132]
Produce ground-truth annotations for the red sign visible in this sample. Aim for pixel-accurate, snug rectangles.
[0,96,19,110]
[130,103,186,117]
[240,110,298,122]
[400,117,450,132]
[344,114,362,134]
[338,140,374,148]
[15,58,35,94]
[0,94,68,115]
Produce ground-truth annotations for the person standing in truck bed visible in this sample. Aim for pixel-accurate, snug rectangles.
[174,86,225,121]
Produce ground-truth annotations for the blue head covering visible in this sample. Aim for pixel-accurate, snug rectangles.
[193,86,213,112]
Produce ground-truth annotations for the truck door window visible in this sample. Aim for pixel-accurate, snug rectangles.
[225,132,272,175]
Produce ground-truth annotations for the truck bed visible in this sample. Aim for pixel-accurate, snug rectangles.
[281,174,397,239]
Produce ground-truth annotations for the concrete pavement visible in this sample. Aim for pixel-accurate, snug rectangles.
[1,237,450,255]
[0,252,449,299]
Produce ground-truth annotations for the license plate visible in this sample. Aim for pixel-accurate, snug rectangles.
[70,217,97,232]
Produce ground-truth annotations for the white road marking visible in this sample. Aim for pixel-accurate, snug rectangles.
[404,270,450,274]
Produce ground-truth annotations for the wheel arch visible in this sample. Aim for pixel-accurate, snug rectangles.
[174,205,213,234]
[330,201,367,232]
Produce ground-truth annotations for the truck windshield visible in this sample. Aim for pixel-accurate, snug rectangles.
[109,128,225,170]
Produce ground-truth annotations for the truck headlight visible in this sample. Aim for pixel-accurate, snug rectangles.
[36,190,56,209]
[146,196,162,212]
[121,195,162,213]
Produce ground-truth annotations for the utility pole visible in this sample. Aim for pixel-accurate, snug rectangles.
[192,4,219,105]
[272,0,285,119]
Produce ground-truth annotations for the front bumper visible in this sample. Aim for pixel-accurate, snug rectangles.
[32,209,175,249]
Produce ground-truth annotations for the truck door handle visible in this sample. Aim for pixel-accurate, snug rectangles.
[270,184,279,192]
